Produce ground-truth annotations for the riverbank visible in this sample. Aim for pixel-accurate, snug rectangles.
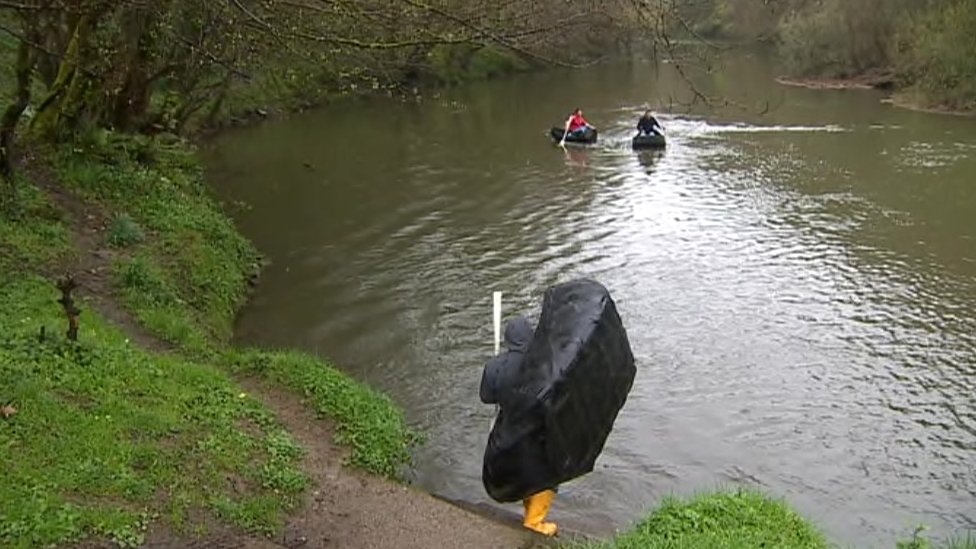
[774,67,895,92]
[0,135,543,548]
[775,73,976,117]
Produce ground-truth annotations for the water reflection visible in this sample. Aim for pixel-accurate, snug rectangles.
[561,146,591,167]
[635,150,664,174]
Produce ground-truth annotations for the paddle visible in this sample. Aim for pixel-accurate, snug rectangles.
[493,291,502,355]
[489,291,502,431]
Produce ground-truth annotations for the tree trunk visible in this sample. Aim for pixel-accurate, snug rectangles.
[31,15,90,140]
[111,7,154,131]
[0,34,35,206]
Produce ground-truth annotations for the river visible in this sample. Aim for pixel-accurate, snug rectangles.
[202,51,976,547]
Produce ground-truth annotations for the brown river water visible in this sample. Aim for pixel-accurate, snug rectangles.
[203,51,976,547]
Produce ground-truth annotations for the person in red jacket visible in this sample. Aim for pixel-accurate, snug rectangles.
[559,108,595,146]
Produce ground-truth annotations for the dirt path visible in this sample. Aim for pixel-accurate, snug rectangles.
[26,155,167,353]
[34,160,549,549]
[240,380,545,549]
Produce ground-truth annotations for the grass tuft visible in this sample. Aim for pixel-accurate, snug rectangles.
[0,178,71,275]
[107,213,145,248]
[566,490,829,549]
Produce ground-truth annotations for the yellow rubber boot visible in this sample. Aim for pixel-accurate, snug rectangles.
[522,490,558,536]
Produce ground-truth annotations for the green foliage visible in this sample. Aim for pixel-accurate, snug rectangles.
[696,0,975,111]
[107,213,145,248]
[567,492,975,549]
[421,45,528,86]
[0,277,305,548]
[466,47,529,81]
[566,490,828,549]
[54,133,259,343]
[0,178,71,275]
[777,0,910,78]
[112,254,210,353]
[229,350,420,478]
[896,0,976,111]
[693,0,785,39]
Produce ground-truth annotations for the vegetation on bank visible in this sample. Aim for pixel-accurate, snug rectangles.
[0,277,307,547]
[565,491,974,549]
[55,132,257,351]
[688,0,976,112]
[0,134,416,547]
[568,491,829,549]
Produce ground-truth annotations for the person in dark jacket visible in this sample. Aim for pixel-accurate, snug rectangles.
[636,110,664,136]
[480,316,559,536]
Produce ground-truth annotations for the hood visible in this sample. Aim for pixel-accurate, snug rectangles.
[503,316,534,352]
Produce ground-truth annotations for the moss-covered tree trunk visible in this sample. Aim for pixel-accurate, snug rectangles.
[30,15,92,141]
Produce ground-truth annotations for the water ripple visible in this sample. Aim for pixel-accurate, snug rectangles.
[212,72,976,547]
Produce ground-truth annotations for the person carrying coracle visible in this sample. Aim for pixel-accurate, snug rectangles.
[480,316,559,535]
[480,280,636,537]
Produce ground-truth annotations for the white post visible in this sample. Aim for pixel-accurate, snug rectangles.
[493,291,502,355]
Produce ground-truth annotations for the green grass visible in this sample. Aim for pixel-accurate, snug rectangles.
[897,0,976,112]
[0,277,306,548]
[51,130,260,344]
[0,176,72,275]
[567,490,829,549]
[229,349,419,478]
[0,134,418,546]
[565,490,975,549]
[112,253,211,355]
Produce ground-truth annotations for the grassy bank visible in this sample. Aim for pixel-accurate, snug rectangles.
[0,134,416,547]
[569,491,829,549]
[0,277,306,546]
[566,491,974,549]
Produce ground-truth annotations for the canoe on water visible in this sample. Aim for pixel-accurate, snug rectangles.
[632,133,666,150]
[550,127,598,144]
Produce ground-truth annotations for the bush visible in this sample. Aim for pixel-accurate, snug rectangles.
[107,213,145,248]
[896,0,976,110]
[777,0,910,78]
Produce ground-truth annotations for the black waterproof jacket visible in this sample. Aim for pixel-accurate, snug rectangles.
[480,316,533,406]
[637,115,662,135]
